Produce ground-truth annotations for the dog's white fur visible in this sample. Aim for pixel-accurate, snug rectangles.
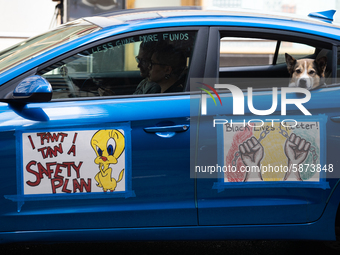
[285,53,327,90]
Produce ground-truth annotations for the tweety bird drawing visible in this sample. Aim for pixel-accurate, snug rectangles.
[90,129,125,192]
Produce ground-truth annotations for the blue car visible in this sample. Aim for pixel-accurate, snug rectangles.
[0,7,340,244]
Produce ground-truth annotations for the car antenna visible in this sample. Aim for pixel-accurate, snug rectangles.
[308,10,336,23]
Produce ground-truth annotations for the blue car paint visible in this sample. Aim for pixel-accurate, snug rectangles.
[0,94,196,234]
[309,9,336,22]
[13,76,52,97]
[0,8,340,243]
[196,85,340,224]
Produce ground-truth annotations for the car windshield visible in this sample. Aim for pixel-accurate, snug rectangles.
[0,19,101,74]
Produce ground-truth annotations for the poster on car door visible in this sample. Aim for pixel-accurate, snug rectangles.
[21,129,130,195]
[219,116,328,183]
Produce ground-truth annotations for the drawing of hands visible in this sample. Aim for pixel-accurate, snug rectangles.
[285,133,310,165]
[284,133,311,181]
[239,136,264,167]
[239,136,264,181]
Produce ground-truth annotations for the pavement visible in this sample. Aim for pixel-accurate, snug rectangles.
[1,240,340,255]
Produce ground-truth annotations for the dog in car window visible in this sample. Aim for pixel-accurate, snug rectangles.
[285,53,327,90]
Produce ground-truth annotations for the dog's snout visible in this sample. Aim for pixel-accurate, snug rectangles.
[298,79,307,88]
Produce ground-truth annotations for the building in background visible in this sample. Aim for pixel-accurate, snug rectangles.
[0,0,56,51]
[0,0,202,51]
[0,0,339,51]
[204,0,340,66]
[128,0,201,9]
[63,0,124,22]
[62,0,201,22]
[206,0,340,20]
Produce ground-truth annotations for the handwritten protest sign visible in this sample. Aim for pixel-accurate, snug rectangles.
[22,129,126,195]
[222,119,325,183]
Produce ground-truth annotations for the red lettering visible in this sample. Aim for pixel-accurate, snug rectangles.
[51,178,63,193]
[50,143,63,157]
[67,144,76,156]
[37,162,55,179]
[45,162,57,178]
[63,162,82,178]
[28,135,35,149]
[37,147,48,159]
[50,133,59,142]
[26,161,84,191]
[60,133,68,142]
[62,179,72,193]
[72,133,78,144]
[63,162,74,177]
[51,132,68,143]
[73,179,81,193]
[36,132,68,145]
[37,144,63,159]
[82,178,91,192]
[72,162,83,178]
[37,132,48,145]
[73,178,91,193]
[54,163,65,179]
[26,160,40,186]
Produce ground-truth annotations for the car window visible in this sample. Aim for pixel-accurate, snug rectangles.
[218,32,333,89]
[219,37,316,67]
[220,37,277,67]
[277,41,316,64]
[40,31,197,99]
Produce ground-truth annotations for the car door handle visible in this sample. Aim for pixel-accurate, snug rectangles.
[330,116,340,123]
[144,124,189,133]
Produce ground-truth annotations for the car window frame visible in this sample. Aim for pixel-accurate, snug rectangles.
[34,26,209,102]
[205,26,339,88]
[0,27,209,103]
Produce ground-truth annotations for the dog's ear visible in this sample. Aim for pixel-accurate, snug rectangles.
[285,53,296,74]
[315,56,327,76]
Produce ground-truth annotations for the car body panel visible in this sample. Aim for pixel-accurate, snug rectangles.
[196,87,339,225]
[0,7,340,244]
[0,95,197,232]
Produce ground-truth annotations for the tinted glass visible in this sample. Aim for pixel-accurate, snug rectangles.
[40,31,197,99]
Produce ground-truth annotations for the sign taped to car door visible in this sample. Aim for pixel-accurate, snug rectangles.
[214,115,328,187]
[6,124,134,211]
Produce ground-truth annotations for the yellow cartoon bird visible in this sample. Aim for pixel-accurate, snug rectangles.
[90,129,125,192]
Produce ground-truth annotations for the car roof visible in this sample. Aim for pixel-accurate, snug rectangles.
[83,6,340,30]
[2,7,340,85]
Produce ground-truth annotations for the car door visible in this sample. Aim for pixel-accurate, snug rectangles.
[195,27,340,225]
[0,27,208,232]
